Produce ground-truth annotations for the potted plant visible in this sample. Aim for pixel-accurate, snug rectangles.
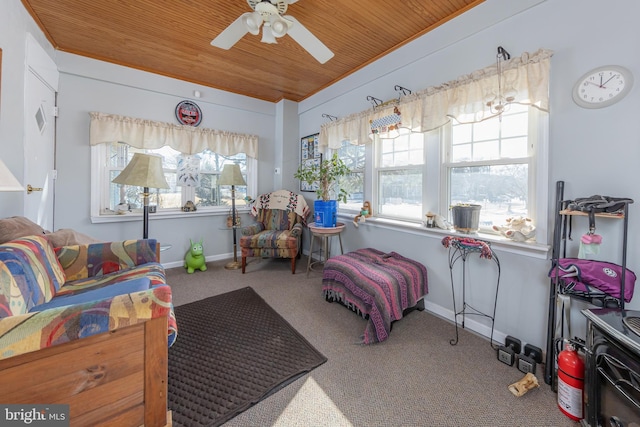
[295,153,351,227]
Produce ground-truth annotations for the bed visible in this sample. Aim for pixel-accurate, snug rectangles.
[322,248,429,344]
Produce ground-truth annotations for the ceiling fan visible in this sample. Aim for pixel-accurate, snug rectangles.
[211,0,334,64]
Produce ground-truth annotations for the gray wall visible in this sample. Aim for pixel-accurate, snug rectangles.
[1,0,639,350]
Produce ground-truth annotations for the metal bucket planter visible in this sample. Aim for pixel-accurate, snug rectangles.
[451,204,482,234]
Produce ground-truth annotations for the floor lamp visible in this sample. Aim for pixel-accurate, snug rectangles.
[0,159,25,193]
[219,164,246,270]
[112,153,169,239]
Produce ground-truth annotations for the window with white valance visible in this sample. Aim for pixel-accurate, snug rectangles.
[320,48,553,149]
[89,112,259,219]
[89,112,259,159]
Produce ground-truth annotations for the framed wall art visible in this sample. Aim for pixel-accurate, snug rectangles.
[300,133,321,192]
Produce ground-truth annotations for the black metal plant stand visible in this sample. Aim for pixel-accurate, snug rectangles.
[443,236,501,347]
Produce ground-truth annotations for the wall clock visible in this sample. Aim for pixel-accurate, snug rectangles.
[572,65,634,109]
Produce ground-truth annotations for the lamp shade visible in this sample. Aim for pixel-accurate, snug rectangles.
[219,164,246,186]
[0,158,24,192]
[112,153,169,189]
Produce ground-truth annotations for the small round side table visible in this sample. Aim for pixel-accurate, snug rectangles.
[306,222,345,277]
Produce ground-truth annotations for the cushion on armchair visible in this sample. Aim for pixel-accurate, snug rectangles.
[257,208,299,231]
[0,235,66,317]
[0,284,174,359]
[55,239,160,281]
[30,277,151,311]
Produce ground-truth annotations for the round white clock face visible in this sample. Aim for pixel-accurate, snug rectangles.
[572,65,634,108]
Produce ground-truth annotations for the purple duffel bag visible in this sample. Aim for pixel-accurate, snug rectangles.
[549,258,636,303]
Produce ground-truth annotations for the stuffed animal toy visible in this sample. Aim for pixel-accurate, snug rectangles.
[182,200,197,212]
[508,372,539,397]
[184,239,207,273]
[353,201,372,228]
[492,216,536,241]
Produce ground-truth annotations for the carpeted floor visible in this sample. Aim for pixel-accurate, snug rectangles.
[167,287,327,427]
[166,256,578,426]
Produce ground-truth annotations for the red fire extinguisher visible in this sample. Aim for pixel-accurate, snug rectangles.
[557,342,585,421]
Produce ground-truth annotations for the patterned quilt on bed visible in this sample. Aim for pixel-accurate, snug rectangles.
[322,248,428,344]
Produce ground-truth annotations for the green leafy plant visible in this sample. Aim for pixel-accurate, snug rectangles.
[295,153,351,203]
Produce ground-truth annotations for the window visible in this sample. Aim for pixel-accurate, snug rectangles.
[337,140,365,211]
[374,132,425,220]
[93,142,252,217]
[444,104,534,231]
[360,104,546,241]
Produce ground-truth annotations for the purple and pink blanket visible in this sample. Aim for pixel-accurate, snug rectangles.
[322,248,428,344]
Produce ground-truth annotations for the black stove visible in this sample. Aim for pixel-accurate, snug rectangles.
[583,308,640,356]
[582,308,640,427]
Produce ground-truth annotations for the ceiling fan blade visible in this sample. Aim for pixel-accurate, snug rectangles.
[283,15,334,64]
[211,13,252,50]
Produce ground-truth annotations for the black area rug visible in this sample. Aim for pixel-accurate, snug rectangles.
[168,287,327,427]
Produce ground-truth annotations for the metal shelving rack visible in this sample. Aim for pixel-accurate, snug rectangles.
[544,180,631,388]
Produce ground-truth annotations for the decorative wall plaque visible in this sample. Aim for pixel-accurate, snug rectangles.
[175,100,202,126]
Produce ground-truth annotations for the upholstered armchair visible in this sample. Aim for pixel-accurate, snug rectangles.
[240,190,309,274]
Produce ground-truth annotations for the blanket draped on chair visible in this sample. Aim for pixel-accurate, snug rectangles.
[251,190,309,224]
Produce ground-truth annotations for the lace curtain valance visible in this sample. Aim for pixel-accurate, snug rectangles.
[320,48,553,149]
[89,112,259,159]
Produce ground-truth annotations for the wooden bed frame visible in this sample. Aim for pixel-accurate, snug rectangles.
[0,317,169,427]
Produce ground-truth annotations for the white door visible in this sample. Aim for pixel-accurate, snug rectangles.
[24,34,58,231]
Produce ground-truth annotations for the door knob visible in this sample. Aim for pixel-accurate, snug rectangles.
[26,184,43,194]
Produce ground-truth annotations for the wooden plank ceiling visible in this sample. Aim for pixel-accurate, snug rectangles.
[22,0,484,103]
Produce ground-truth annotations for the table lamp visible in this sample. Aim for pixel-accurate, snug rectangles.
[219,164,246,270]
[0,158,24,192]
[112,153,169,239]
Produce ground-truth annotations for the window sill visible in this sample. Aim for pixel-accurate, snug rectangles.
[91,207,249,224]
[337,213,550,259]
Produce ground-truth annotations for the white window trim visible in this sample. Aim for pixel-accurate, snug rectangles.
[439,108,548,245]
[90,145,257,223]
[334,142,366,214]
[336,109,550,253]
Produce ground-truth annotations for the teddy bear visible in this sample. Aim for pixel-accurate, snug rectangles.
[492,216,536,241]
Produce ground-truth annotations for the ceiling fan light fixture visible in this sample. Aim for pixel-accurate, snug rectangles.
[269,15,289,38]
[261,26,277,44]
[212,0,334,64]
[242,11,263,35]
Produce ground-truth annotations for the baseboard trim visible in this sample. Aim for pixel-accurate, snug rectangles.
[422,299,507,347]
